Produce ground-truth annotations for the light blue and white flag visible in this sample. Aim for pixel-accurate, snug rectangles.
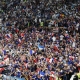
[38,44,45,50]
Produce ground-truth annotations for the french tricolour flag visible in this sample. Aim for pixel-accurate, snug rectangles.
[30,50,35,55]
[2,50,6,55]
[5,33,12,40]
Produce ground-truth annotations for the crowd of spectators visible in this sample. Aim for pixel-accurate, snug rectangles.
[0,0,80,80]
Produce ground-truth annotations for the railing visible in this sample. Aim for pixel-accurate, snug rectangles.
[2,74,25,80]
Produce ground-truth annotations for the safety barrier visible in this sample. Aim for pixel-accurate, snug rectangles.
[2,74,25,80]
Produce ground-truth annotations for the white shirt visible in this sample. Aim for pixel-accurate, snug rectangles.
[72,42,76,48]
[60,35,64,40]
[52,36,56,42]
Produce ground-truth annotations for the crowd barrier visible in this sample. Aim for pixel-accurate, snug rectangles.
[2,74,25,80]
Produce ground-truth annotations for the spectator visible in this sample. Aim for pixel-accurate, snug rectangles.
[0,0,80,80]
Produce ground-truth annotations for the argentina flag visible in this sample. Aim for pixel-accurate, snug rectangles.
[38,44,45,51]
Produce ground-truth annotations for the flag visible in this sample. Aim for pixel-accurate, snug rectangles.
[39,71,45,77]
[38,44,44,50]
[3,50,6,55]
[30,50,34,55]
[18,38,22,43]
[5,33,12,41]
[6,33,12,38]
